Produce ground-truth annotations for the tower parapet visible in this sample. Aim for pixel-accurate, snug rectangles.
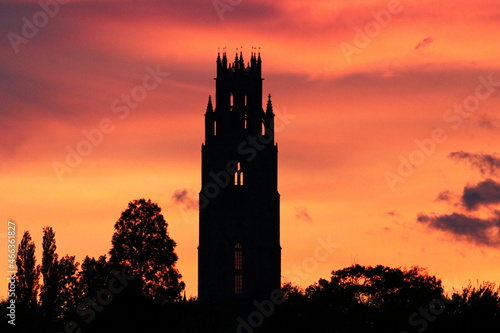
[207,50,267,143]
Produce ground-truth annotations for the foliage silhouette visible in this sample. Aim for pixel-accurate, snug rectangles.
[5,214,499,333]
[39,226,61,321]
[281,265,448,333]
[12,231,43,331]
[109,198,185,302]
[443,281,500,332]
[15,230,39,309]
[3,260,500,333]
[77,255,110,298]
[57,254,79,317]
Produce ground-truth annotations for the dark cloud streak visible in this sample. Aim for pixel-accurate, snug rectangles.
[418,151,500,249]
[415,36,434,50]
[462,179,500,210]
[449,151,500,177]
[418,211,500,248]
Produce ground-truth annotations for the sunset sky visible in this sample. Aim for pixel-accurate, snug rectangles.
[1,0,500,300]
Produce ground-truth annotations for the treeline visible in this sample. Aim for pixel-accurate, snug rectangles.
[177,266,500,333]
[4,261,500,332]
[274,265,500,333]
[3,198,185,332]
[3,198,500,332]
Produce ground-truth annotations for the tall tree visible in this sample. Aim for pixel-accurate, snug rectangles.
[109,198,185,302]
[39,226,61,319]
[15,231,39,308]
[58,255,79,316]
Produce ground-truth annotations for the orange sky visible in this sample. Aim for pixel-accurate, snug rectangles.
[1,0,500,300]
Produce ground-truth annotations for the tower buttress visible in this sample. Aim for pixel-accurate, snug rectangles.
[265,94,275,142]
[205,95,214,141]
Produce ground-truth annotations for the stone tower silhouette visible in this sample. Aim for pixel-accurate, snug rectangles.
[198,51,281,301]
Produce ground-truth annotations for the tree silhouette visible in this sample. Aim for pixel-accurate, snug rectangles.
[109,198,185,302]
[15,231,39,308]
[444,281,500,332]
[78,255,110,298]
[304,265,445,332]
[307,264,443,306]
[58,254,79,316]
[282,281,305,303]
[39,226,61,320]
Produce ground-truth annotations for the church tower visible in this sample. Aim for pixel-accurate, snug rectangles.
[198,51,281,302]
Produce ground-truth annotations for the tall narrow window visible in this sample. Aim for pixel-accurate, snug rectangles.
[245,95,247,106]
[235,243,242,269]
[230,93,234,108]
[234,162,243,185]
[235,274,242,294]
[235,243,243,294]
[214,120,216,136]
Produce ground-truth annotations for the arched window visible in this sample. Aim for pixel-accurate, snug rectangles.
[234,162,243,186]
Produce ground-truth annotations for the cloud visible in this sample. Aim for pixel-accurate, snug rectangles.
[455,249,466,258]
[415,36,434,50]
[419,152,500,248]
[477,115,499,130]
[386,210,400,217]
[417,211,500,248]
[171,189,198,211]
[449,151,500,177]
[435,190,452,202]
[462,179,500,210]
[294,206,312,223]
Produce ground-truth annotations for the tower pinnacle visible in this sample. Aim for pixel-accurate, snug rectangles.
[206,95,213,113]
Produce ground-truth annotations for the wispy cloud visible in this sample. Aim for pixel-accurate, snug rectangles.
[171,189,198,211]
[386,210,397,217]
[449,151,500,177]
[415,36,434,50]
[295,206,312,223]
[435,190,452,202]
[477,115,499,130]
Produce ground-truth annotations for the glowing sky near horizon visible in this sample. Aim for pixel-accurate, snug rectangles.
[1,0,500,299]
